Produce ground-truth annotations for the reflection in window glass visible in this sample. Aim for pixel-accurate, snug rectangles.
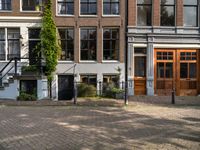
[57,0,74,15]
[183,0,198,27]
[165,63,173,78]
[157,63,164,78]
[135,57,146,77]
[189,63,196,78]
[103,0,119,15]
[160,0,175,26]
[180,63,188,78]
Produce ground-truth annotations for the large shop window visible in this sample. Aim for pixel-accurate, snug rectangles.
[58,28,74,61]
[57,0,74,15]
[103,0,119,15]
[183,0,198,27]
[22,0,42,11]
[137,0,152,26]
[80,0,97,15]
[28,28,41,65]
[103,28,119,60]
[0,28,20,61]
[80,28,96,61]
[160,0,175,26]
[0,0,11,10]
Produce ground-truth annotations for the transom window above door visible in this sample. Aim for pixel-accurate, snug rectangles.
[22,0,42,11]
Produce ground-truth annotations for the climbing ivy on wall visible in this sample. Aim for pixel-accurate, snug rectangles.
[40,0,61,82]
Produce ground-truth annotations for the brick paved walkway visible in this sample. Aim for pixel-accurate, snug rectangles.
[0,104,200,150]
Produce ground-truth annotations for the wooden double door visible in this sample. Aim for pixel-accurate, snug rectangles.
[154,49,199,96]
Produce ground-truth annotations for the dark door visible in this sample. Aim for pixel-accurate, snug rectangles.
[58,75,74,100]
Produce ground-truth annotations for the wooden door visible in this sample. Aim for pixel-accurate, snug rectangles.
[178,50,198,96]
[154,50,175,95]
[134,56,146,95]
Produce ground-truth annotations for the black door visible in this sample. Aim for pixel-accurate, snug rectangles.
[58,75,74,100]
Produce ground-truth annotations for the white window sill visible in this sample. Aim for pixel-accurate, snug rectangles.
[79,15,97,18]
[56,14,74,17]
[20,11,41,13]
[102,60,120,63]
[79,61,97,63]
[102,15,120,17]
[0,10,12,12]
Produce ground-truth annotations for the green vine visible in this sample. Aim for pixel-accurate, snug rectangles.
[40,0,61,82]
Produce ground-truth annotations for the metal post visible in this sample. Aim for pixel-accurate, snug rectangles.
[124,0,128,105]
[73,64,77,104]
[14,57,17,76]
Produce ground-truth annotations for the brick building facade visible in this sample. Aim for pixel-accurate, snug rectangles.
[127,0,200,96]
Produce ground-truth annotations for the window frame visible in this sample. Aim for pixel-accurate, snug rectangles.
[137,0,152,26]
[160,0,176,26]
[103,28,120,61]
[0,0,12,11]
[80,0,97,16]
[183,0,199,27]
[21,0,42,12]
[80,28,97,61]
[58,28,74,61]
[57,0,74,16]
[102,0,120,16]
[80,74,97,87]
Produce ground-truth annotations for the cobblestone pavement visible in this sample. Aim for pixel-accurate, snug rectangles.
[0,104,199,150]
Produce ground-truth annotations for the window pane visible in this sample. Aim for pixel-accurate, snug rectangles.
[0,0,11,10]
[137,0,152,5]
[135,57,146,77]
[161,0,174,5]
[161,6,175,26]
[28,28,41,39]
[137,6,152,26]
[183,7,197,27]
[183,0,197,5]
[103,0,119,15]
[157,63,164,78]
[22,0,41,11]
[180,63,188,78]
[166,63,173,78]
[189,63,196,78]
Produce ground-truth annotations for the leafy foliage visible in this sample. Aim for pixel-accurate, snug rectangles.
[17,92,37,101]
[40,0,61,81]
[77,83,97,97]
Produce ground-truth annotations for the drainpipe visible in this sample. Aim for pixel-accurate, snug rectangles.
[124,0,128,105]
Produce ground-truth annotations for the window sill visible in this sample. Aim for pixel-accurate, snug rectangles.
[79,15,97,18]
[56,14,74,17]
[102,60,120,63]
[20,11,41,13]
[0,10,12,12]
[58,60,74,63]
[79,61,97,64]
[102,15,120,17]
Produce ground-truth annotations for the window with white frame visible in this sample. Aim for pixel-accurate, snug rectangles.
[58,28,74,61]
[137,0,152,26]
[80,74,97,87]
[0,28,20,61]
[103,0,119,15]
[183,0,198,27]
[57,0,74,15]
[0,29,5,60]
[0,0,11,11]
[103,28,119,60]
[160,0,175,26]
[80,28,96,60]
[80,0,97,15]
[22,0,42,11]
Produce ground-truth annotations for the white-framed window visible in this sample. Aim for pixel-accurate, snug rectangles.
[80,0,97,15]
[58,28,74,61]
[0,0,12,11]
[0,28,20,61]
[21,0,42,11]
[183,0,199,27]
[80,28,97,61]
[57,0,74,15]
[103,0,119,15]
[103,28,119,61]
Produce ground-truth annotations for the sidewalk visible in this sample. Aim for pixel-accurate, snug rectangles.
[0,96,200,107]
